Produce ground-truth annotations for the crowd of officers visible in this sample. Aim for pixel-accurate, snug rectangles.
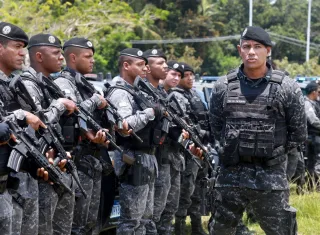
[0,21,311,235]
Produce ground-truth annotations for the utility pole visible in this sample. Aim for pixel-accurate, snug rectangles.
[306,0,312,62]
[249,0,253,26]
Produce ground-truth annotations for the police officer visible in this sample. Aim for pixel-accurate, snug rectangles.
[0,21,46,235]
[105,48,161,234]
[54,37,108,235]
[304,81,320,191]
[142,49,171,235]
[156,60,187,234]
[209,26,306,235]
[16,33,77,235]
[172,62,209,235]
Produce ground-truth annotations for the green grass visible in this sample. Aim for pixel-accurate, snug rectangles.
[184,185,320,235]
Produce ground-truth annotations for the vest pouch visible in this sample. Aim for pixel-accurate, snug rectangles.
[152,129,162,145]
[255,130,274,158]
[238,129,274,158]
[127,154,150,186]
[221,129,240,166]
[238,130,257,157]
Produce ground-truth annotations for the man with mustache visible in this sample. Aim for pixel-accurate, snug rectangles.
[209,26,306,235]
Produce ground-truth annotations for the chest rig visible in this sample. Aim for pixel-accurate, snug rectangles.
[222,69,287,165]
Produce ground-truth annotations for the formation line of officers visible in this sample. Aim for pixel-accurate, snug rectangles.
[0,21,308,235]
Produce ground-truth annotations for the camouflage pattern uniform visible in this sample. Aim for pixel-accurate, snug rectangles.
[171,88,209,235]
[107,77,158,234]
[304,96,320,190]
[19,66,76,235]
[209,64,307,235]
[151,85,185,235]
[55,68,103,235]
[0,68,39,235]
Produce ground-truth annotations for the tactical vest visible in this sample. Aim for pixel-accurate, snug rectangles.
[20,71,51,109]
[58,71,108,150]
[105,83,163,150]
[0,76,31,175]
[221,69,287,165]
[173,87,209,130]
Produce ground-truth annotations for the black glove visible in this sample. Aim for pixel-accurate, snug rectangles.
[152,103,164,120]
[0,122,11,143]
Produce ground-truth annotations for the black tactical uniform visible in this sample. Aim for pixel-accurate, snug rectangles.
[209,26,306,235]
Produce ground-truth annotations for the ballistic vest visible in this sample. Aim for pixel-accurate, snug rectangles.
[221,69,287,165]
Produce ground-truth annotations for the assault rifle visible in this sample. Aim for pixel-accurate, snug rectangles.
[133,76,213,171]
[0,105,72,195]
[104,97,143,144]
[75,73,143,144]
[9,75,87,198]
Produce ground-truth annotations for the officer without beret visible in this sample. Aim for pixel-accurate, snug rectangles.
[167,60,184,78]
[0,21,28,47]
[143,49,167,61]
[120,48,148,64]
[240,26,273,47]
[63,37,95,53]
[305,81,319,95]
[28,33,62,49]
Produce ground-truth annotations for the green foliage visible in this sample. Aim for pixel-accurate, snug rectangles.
[0,0,320,76]
[274,57,320,78]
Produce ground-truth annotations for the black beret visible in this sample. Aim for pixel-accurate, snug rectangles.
[120,48,147,64]
[305,81,319,95]
[180,62,195,74]
[240,26,272,47]
[167,61,184,78]
[28,33,61,49]
[0,22,28,47]
[63,37,95,53]
[143,49,167,61]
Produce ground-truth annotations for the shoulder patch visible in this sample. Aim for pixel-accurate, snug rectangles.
[299,95,304,105]
[119,101,129,107]
[63,89,71,95]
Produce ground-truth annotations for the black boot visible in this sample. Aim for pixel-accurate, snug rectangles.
[174,216,186,235]
[191,216,208,235]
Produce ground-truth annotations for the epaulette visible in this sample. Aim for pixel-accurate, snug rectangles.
[226,68,239,83]
[169,87,184,94]
[270,70,286,85]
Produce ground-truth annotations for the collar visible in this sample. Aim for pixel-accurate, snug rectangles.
[238,63,272,87]
[115,76,134,89]
[0,70,9,82]
[63,67,77,77]
[23,67,38,78]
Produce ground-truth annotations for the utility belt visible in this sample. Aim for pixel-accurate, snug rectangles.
[130,147,156,156]
[239,155,287,167]
[119,152,155,186]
